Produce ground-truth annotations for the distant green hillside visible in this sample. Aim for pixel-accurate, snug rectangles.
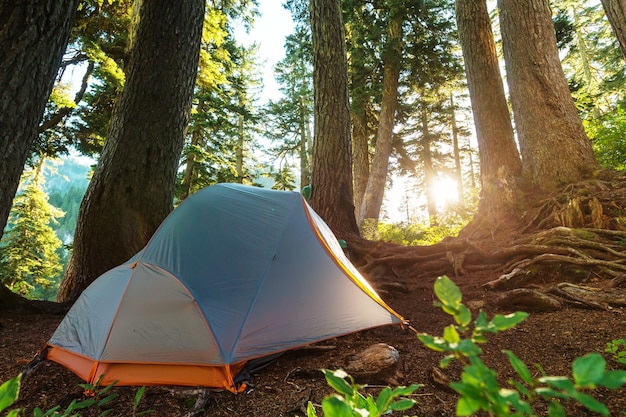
[45,157,91,243]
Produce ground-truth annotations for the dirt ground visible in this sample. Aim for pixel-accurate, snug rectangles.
[2,267,625,417]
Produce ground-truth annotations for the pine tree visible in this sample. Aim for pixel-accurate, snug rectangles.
[178,8,263,200]
[264,26,314,190]
[310,0,359,236]
[0,169,64,300]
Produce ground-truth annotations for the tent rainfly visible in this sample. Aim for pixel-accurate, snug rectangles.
[43,183,404,393]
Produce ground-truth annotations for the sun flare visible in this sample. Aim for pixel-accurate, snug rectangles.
[432,176,459,209]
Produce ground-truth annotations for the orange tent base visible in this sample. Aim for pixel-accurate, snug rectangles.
[46,346,247,394]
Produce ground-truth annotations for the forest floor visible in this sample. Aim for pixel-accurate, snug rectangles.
[2,266,626,416]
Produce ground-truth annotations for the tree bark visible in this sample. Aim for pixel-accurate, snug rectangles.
[600,0,626,62]
[352,96,370,219]
[309,0,359,237]
[0,0,79,238]
[58,0,204,302]
[420,107,438,227]
[450,94,465,208]
[347,7,373,220]
[455,0,521,198]
[498,0,599,190]
[299,94,311,187]
[181,99,206,200]
[358,10,403,227]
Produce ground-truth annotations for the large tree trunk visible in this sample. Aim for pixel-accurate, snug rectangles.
[309,0,359,237]
[352,109,370,220]
[346,2,377,220]
[449,94,465,208]
[358,11,403,227]
[58,0,204,303]
[181,99,206,200]
[498,0,599,190]
[455,0,521,207]
[0,0,79,238]
[600,0,626,62]
[299,95,312,187]
[420,107,438,227]
[349,32,373,221]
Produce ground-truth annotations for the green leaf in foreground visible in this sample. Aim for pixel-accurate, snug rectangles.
[504,350,533,385]
[490,312,529,331]
[320,395,355,417]
[0,374,21,412]
[571,391,609,416]
[322,369,355,397]
[434,276,462,308]
[572,353,605,388]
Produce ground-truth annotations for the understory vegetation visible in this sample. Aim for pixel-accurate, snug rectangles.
[306,277,626,417]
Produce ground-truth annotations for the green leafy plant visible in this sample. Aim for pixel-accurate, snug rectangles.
[606,339,626,366]
[0,373,152,417]
[0,373,21,417]
[76,374,119,416]
[306,369,420,417]
[418,275,626,416]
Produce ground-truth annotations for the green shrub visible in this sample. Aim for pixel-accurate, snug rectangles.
[605,339,626,366]
[418,276,626,416]
[0,373,152,417]
[306,369,420,417]
[0,373,21,417]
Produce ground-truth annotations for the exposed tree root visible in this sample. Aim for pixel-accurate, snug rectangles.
[495,288,563,311]
[549,282,626,309]
[348,171,626,311]
[0,284,71,314]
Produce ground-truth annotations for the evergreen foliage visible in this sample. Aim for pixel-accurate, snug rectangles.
[15,0,626,259]
[262,6,314,189]
[0,171,64,300]
[269,164,297,190]
[38,0,131,159]
[554,0,626,172]
[45,158,90,243]
[586,107,626,171]
[177,5,264,200]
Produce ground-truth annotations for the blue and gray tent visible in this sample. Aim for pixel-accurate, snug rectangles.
[44,183,404,392]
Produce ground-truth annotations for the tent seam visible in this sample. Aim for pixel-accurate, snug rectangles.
[226,191,301,361]
[140,262,230,366]
[94,264,137,361]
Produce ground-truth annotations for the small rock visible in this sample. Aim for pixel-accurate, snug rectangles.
[466,300,485,310]
[343,343,401,384]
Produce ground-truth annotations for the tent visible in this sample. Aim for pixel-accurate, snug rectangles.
[44,183,404,393]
